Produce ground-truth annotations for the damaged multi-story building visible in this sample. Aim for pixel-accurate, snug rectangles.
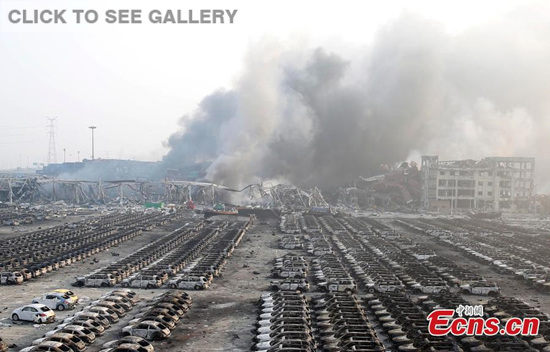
[421,156,535,212]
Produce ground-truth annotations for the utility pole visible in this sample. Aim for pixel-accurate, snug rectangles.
[63,148,66,163]
[47,117,57,164]
[88,126,97,160]
[77,151,80,162]
[119,183,124,206]
[8,173,13,205]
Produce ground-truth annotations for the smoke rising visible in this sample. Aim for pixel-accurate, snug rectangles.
[164,6,550,191]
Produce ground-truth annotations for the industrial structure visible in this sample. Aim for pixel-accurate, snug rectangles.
[421,155,535,212]
[336,162,422,212]
[0,156,538,214]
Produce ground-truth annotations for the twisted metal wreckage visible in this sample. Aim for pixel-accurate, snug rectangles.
[0,175,329,209]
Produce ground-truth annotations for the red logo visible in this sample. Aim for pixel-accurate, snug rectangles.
[427,308,539,336]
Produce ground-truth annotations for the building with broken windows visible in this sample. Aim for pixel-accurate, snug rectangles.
[421,156,535,212]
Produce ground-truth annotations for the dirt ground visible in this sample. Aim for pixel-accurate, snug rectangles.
[159,222,286,352]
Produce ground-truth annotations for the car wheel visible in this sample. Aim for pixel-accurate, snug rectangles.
[57,305,65,311]
[11,313,19,321]
[194,285,201,290]
[122,282,129,288]
[146,284,153,289]
[461,289,470,294]
[368,288,375,293]
[170,284,177,289]
[101,282,108,287]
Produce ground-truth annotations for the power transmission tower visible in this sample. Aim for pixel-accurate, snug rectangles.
[47,117,57,164]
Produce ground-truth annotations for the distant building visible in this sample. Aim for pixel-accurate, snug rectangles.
[40,159,161,181]
[39,159,211,183]
[421,156,535,212]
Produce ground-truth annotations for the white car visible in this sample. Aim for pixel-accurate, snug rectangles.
[318,278,357,293]
[168,276,209,290]
[32,293,75,311]
[122,276,162,289]
[366,280,405,293]
[412,282,449,294]
[11,304,55,323]
[122,320,171,340]
[461,281,500,296]
[270,279,309,292]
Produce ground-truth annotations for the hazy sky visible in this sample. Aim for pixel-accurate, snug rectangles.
[0,0,531,169]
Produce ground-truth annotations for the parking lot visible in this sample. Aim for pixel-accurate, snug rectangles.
[2,210,550,351]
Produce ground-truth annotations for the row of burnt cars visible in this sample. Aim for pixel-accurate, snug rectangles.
[253,291,385,352]
[315,216,524,350]
[278,214,504,298]
[422,291,550,351]
[0,211,176,286]
[397,217,550,292]
[262,215,550,351]
[270,255,310,293]
[280,213,303,234]
[167,222,248,290]
[120,290,192,342]
[334,217,501,297]
[334,217,550,350]
[367,283,544,351]
[75,220,250,290]
[365,290,460,351]
[74,221,204,288]
[0,204,64,227]
[279,236,303,250]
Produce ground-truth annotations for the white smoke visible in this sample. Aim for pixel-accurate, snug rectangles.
[164,5,550,191]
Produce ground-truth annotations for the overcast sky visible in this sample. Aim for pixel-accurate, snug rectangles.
[0,0,531,169]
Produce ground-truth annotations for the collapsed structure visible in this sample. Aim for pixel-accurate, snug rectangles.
[421,156,535,212]
[0,155,538,214]
[337,162,422,212]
